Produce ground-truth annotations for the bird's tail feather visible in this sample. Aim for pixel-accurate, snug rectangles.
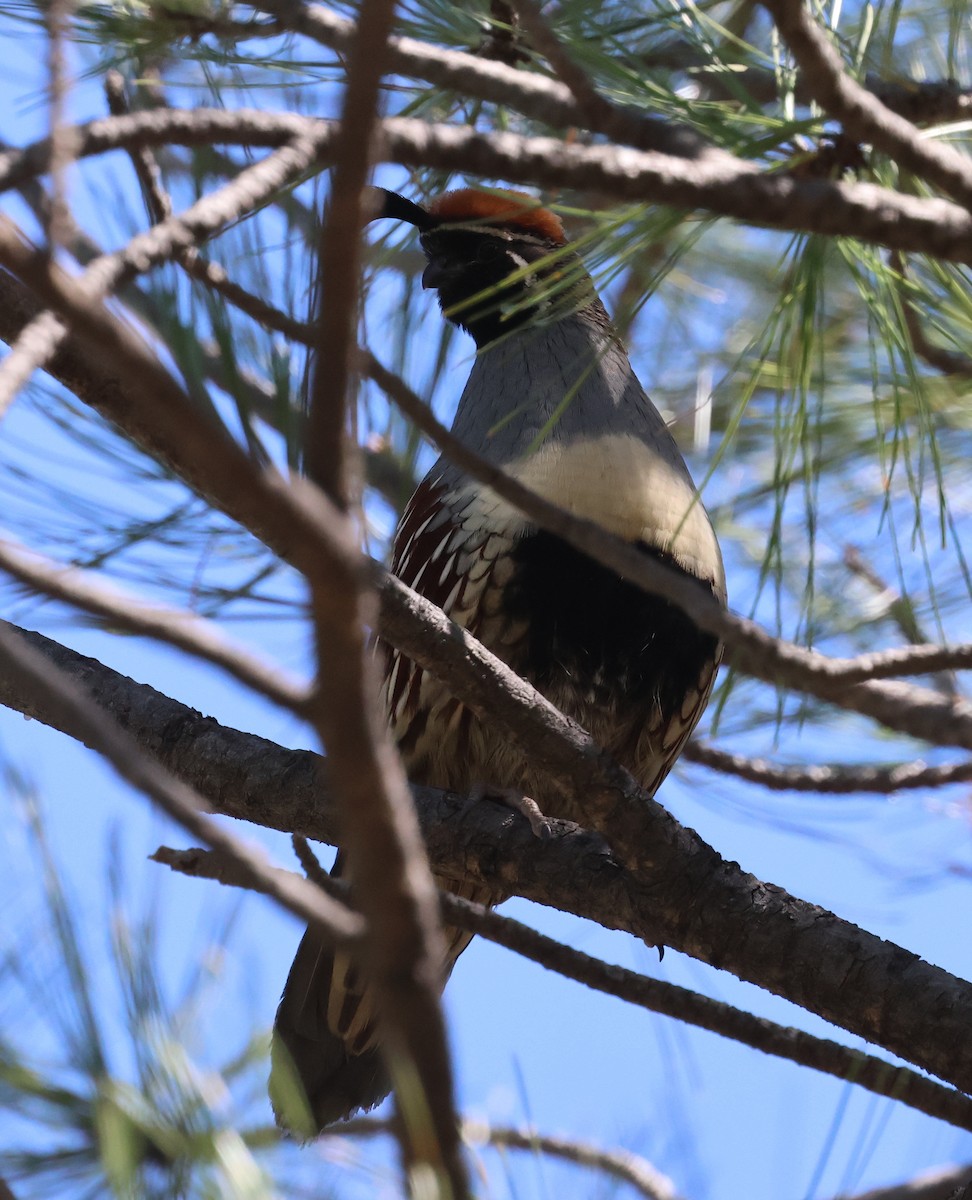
[271,860,492,1136]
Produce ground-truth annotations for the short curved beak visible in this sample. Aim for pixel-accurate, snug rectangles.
[422,260,455,290]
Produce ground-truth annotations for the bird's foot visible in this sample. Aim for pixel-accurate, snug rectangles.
[469,782,554,840]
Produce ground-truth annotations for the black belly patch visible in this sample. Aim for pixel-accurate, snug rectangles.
[501,531,720,721]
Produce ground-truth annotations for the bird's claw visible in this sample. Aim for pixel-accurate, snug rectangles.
[469,782,554,840]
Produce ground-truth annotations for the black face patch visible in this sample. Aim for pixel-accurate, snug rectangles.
[420,228,558,347]
[501,530,720,722]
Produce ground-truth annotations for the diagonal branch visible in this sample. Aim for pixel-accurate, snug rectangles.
[760,0,972,208]
[5,111,972,262]
[0,621,363,945]
[157,843,972,1135]
[5,620,972,1100]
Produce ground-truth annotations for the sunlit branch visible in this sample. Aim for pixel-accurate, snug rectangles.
[0,535,308,711]
[4,111,972,262]
[761,0,972,209]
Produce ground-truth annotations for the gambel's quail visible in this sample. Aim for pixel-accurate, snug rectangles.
[272,188,726,1133]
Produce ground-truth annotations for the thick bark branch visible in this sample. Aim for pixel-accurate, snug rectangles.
[5,110,972,262]
[157,843,972,1135]
[4,621,972,1101]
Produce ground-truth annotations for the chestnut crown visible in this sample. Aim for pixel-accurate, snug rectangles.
[374,187,583,347]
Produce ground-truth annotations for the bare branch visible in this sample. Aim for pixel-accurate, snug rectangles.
[6,111,972,263]
[44,0,75,250]
[684,741,972,794]
[7,622,972,1103]
[0,535,308,711]
[761,0,972,208]
[304,0,395,499]
[0,620,363,946]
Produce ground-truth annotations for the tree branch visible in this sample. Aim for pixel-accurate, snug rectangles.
[158,842,972,1134]
[301,0,469,1186]
[761,0,972,208]
[5,111,972,262]
[5,621,972,1100]
[684,742,972,794]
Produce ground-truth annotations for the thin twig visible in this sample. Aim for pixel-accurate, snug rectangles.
[0,621,363,945]
[684,741,972,794]
[362,350,972,751]
[337,1116,678,1200]
[761,0,972,209]
[104,70,173,223]
[844,543,961,697]
[0,535,309,711]
[512,0,620,130]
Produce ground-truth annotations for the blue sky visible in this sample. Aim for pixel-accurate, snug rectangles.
[1,7,972,1199]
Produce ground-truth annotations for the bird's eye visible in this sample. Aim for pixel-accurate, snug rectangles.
[475,239,504,264]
